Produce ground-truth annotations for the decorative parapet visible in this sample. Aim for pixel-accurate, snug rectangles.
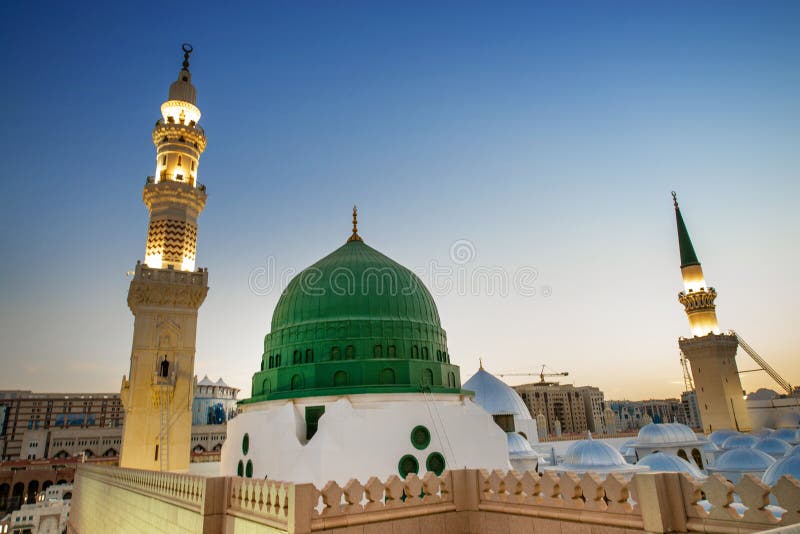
[478,469,643,529]
[681,473,800,533]
[127,263,209,312]
[227,477,294,529]
[76,464,206,511]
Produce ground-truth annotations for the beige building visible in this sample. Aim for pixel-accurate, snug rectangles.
[513,381,605,437]
[0,392,123,461]
[119,44,210,473]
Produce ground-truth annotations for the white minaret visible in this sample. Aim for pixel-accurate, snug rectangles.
[120,45,210,472]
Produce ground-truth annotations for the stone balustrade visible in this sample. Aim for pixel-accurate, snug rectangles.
[68,464,800,534]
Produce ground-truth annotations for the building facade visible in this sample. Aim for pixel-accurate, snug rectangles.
[120,45,210,472]
[608,398,690,431]
[513,382,606,437]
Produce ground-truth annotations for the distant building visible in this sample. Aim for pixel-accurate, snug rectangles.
[513,382,606,437]
[0,482,72,534]
[608,398,689,431]
[192,376,239,425]
[681,390,702,429]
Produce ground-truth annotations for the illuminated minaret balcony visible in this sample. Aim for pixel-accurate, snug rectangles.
[143,44,207,272]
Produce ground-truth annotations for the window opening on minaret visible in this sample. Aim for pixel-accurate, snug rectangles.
[177,156,182,166]
[162,156,166,165]
[191,160,195,170]
[160,356,169,378]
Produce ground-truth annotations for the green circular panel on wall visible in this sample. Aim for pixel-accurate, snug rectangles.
[410,425,431,450]
[242,433,250,455]
[237,460,244,477]
[398,455,419,479]
[426,452,445,476]
[246,460,253,478]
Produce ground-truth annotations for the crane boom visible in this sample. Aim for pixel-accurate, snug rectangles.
[730,330,793,395]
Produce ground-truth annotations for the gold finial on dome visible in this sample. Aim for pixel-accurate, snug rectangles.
[347,205,363,242]
[181,43,193,71]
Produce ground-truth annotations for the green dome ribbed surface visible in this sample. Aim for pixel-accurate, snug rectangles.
[246,239,462,402]
[271,240,441,329]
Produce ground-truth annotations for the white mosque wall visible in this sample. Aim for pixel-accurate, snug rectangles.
[221,393,510,487]
[747,397,800,430]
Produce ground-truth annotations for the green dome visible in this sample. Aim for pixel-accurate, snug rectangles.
[247,238,462,402]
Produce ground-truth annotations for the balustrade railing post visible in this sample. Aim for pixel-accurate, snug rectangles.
[200,476,227,534]
[634,472,688,533]
[288,483,316,534]
[451,469,480,512]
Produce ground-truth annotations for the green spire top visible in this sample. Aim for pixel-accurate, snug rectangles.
[672,192,700,268]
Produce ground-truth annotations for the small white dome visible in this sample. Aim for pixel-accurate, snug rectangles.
[637,423,700,445]
[709,430,740,448]
[563,437,628,468]
[762,455,800,486]
[721,434,759,450]
[636,452,705,478]
[463,368,532,418]
[712,448,775,471]
[754,438,791,459]
[786,445,800,458]
[752,428,774,438]
[772,428,800,444]
[507,432,539,458]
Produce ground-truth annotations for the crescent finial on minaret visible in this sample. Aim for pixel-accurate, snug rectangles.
[182,43,193,71]
[671,190,678,208]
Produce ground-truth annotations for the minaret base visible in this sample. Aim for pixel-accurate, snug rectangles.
[679,333,752,434]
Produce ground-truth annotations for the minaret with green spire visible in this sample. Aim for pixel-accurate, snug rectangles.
[672,192,751,433]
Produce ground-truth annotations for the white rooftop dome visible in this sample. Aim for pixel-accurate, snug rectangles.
[507,432,539,459]
[545,434,647,474]
[772,428,800,445]
[636,423,700,445]
[762,455,800,486]
[711,448,775,472]
[721,434,759,450]
[786,445,800,458]
[709,430,740,448]
[636,452,705,478]
[754,438,791,459]
[463,367,532,418]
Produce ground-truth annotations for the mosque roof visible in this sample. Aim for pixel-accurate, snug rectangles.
[786,445,800,458]
[246,211,462,402]
[546,434,647,474]
[753,428,775,438]
[636,452,705,478]
[721,434,759,450]
[762,455,800,486]
[463,367,532,418]
[635,423,703,446]
[198,375,215,387]
[753,437,791,458]
[709,448,775,472]
[214,378,229,388]
[507,432,540,458]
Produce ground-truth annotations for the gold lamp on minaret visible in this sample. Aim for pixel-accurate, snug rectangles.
[672,192,751,433]
[120,45,209,472]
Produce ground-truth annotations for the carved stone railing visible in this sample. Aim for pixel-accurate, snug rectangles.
[478,469,644,529]
[680,473,800,533]
[76,464,206,511]
[309,471,454,530]
[227,477,299,530]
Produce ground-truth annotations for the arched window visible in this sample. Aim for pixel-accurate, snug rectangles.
[422,347,429,360]
[177,155,182,166]
[691,448,704,469]
[388,345,396,358]
[305,349,314,363]
[268,355,274,368]
[373,345,383,358]
[345,345,355,359]
[331,347,341,360]
[291,374,304,390]
[380,368,396,384]
[412,346,419,359]
[262,378,271,394]
[293,350,301,364]
[275,354,281,367]
[448,372,456,388]
[436,350,442,362]
[677,449,689,462]
[334,371,348,387]
[26,480,38,505]
[422,368,434,386]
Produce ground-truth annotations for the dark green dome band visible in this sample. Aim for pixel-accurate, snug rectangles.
[247,239,464,401]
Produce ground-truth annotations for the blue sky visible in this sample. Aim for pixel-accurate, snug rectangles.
[1,1,798,399]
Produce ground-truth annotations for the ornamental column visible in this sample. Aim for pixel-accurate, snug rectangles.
[120,45,210,472]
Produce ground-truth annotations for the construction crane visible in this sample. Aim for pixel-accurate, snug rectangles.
[680,352,694,391]
[498,365,569,384]
[730,330,793,396]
